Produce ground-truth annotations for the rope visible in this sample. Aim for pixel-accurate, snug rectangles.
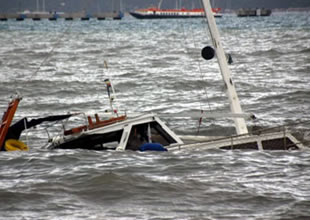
[180,19,213,112]
[179,18,215,134]
[29,21,74,79]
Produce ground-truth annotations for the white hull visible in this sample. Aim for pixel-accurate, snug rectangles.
[172,131,304,151]
[47,112,305,151]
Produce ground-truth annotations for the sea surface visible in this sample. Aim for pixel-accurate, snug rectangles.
[0,12,310,219]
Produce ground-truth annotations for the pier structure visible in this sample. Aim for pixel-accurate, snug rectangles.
[0,11,123,21]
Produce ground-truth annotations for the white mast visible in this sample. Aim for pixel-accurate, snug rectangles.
[201,0,248,135]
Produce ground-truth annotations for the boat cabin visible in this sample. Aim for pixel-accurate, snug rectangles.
[48,113,184,151]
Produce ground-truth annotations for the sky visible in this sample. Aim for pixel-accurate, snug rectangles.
[0,0,310,13]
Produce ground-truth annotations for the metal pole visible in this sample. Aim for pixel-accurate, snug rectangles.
[201,0,249,135]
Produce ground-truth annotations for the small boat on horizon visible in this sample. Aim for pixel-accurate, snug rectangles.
[237,8,272,17]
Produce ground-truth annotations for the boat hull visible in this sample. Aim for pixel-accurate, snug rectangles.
[170,131,304,151]
[130,12,204,19]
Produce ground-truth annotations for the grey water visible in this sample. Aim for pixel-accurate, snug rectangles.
[0,12,310,219]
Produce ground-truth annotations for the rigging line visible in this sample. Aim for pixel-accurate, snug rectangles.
[102,21,121,114]
[180,21,203,111]
[199,1,249,116]
[199,0,237,109]
[8,21,73,101]
[179,19,213,134]
[181,18,212,112]
[186,20,215,133]
[190,20,213,112]
[180,21,202,111]
[29,20,74,79]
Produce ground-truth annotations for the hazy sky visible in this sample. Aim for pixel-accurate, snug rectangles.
[0,0,310,13]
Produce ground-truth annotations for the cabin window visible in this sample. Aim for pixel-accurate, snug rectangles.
[126,124,148,150]
[262,138,297,150]
[126,121,177,150]
[55,130,123,150]
[85,130,123,150]
[220,142,258,150]
[149,121,177,145]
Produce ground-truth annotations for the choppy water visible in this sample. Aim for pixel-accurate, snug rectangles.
[0,12,310,219]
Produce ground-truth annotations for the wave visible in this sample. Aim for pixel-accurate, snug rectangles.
[299,48,310,54]
[249,48,285,57]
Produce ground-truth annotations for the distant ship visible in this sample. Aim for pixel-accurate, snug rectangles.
[130,8,222,19]
[237,8,272,17]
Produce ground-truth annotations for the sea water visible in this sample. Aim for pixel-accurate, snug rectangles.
[0,12,310,219]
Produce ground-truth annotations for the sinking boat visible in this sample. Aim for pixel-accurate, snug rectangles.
[45,109,304,151]
[46,0,305,151]
[44,76,304,151]
[47,112,183,151]
[0,0,306,152]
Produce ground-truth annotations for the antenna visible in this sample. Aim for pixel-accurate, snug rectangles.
[103,61,118,117]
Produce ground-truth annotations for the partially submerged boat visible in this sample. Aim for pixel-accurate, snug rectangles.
[0,0,306,152]
[46,0,305,151]
[45,109,304,151]
[47,112,183,151]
